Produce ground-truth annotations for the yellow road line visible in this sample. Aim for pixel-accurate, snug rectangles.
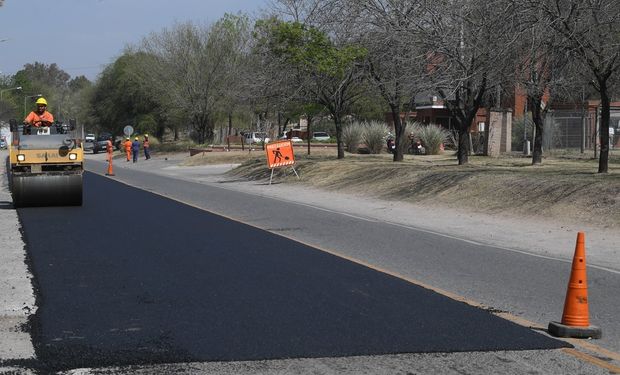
[563,348,620,374]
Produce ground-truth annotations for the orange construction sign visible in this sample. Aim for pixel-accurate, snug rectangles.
[266,140,295,169]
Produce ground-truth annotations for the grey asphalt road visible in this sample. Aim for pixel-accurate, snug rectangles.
[1,154,617,374]
[85,159,620,354]
[58,157,617,374]
[16,172,568,373]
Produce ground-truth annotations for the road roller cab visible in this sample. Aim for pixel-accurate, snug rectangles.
[8,119,84,207]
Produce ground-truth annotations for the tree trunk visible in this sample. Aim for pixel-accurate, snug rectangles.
[228,112,233,136]
[390,105,404,162]
[335,117,344,159]
[530,96,545,165]
[306,116,312,155]
[598,79,610,173]
[455,111,474,165]
[277,112,282,137]
[457,126,469,165]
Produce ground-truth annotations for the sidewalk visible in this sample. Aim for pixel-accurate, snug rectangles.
[89,152,620,273]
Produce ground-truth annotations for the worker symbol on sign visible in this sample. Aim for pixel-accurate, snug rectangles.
[273,148,290,163]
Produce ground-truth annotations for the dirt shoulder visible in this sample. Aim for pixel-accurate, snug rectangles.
[217,150,620,228]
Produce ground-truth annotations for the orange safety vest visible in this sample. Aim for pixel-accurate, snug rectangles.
[143,139,149,148]
[24,111,54,127]
[106,140,113,153]
[124,140,132,151]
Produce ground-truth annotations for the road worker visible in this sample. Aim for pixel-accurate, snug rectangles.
[106,138,114,163]
[24,97,54,132]
[143,134,151,160]
[131,137,140,163]
[123,137,132,161]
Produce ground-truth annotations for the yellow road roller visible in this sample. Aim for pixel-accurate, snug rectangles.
[8,119,83,207]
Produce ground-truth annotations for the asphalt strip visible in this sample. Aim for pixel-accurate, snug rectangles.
[16,172,568,372]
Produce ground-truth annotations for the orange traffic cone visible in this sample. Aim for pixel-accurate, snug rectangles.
[548,232,601,338]
[105,156,115,176]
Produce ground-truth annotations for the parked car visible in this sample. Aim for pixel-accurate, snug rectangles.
[0,138,7,150]
[290,136,303,143]
[83,133,95,152]
[243,132,270,144]
[92,133,120,154]
[312,131,331,141]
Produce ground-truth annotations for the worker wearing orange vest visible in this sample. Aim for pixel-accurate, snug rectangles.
[143,134,151,160]
[24,97,54,129]
[123,138,132,162]
[106,139,113,162]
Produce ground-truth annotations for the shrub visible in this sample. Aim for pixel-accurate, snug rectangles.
[418,124,450,155]
[362,121,390,154]
[342,123,363,153]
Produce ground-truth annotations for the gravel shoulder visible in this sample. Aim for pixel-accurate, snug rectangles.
[0,151,37,369]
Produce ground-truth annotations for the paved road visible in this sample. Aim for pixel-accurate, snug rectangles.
[15,172,567,373]
[0,153,616,373]
[85,158,620,354]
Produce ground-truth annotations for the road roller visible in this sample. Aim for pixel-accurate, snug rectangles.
[8,119,83,207]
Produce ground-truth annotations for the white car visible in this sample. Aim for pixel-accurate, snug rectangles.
[290,136,303,143]
[83,133,95,152]
[312,132,330,141]
[244,132,270,144]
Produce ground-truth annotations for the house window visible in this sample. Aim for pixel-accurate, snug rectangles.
[478,122,486,132]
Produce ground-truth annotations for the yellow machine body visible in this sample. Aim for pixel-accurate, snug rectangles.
[8,125,84,207]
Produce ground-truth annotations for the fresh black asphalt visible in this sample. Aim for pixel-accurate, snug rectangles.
[17,172,568,371]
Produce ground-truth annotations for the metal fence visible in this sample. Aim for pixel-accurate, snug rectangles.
[543,109,620,150]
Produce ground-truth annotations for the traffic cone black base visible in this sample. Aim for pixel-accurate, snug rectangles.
[548,321,602,339]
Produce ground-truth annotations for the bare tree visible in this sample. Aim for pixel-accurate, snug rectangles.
[345,0,429,161]
[419,0,517,165]
[266,0,325,23]
[514,4,575,165]
[132,20,244,144]
[216,14,253,139]
[538,0,620,173]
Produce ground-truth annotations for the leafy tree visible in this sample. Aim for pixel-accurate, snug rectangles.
[90,53,162,137]
[0,76,22,121]
[255,20,366,158]
[19,62,70,89]
[68,76,91,92]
